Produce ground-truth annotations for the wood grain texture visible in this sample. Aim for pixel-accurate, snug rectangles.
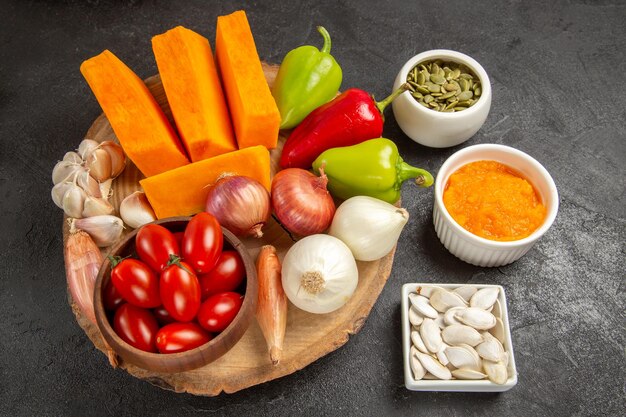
[64,63,396,396]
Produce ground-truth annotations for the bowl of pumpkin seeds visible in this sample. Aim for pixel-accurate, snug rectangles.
[392,50,491,148]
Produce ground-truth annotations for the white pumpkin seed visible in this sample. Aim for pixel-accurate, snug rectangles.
[483,360,508,385]
[414,285,445,299]
[429,288,467,313]
[491,298,502,319]
[444,306,464,326]
[410,346,426,380]
[411,329,429,354]
[452,368,487,380]
[470,287,499,310]
[454,307,497,330]
[420,318,443,353]
[422,373,438,380]
[415,351,452,380]
[442,324,484,347]
[436,343,450,366]
[409,293,438,318]
[409,305,424,326]
[476,336,506,362]
[489,317,506,344]
[435,313,446,329]
[453,286,477,302]
[445,344,482,371]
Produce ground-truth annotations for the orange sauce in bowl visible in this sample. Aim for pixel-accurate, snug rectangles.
[443,160,547,241]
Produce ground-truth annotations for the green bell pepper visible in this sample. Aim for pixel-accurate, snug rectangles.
[312,138,434,203]
[272,26,342,130]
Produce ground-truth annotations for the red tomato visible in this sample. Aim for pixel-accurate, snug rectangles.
[156,322,212,354]
[113,304,159,353]
[160,259,201,322]
[199,251,246,300]
[182,212,223,273]
[197,292,243,333]
[110,258,161,308]
[103,279,124,311]
[153,306,176,326]
[173,231,185,249]
[136,224,180,272]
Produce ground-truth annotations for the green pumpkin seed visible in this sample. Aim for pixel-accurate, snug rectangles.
[417,86,430,94]
[411,91,423,99]
[429,101,439,108]
[424,94,434,103]
[428,84,440,93]
[454,106,468,111]
[417,72,426,85]
[475,87,482,96]
[457,90,474,101]
[442,108,455,113]
[460,73,473,79]
[431,92,443,97]
[445,101,457,110]
[440,91,456,99]
[430,74,446,85]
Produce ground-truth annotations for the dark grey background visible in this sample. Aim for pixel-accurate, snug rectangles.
[1,0,624,416]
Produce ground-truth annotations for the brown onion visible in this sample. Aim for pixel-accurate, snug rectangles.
[271,167,336,236]
[205,175,271,238]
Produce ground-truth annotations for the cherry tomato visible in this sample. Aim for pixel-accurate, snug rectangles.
[153,306,176,326]
[199,251,246,300]
[182,212,223,273]
[113,304,159,353]
[110,258,161,308]
[160,259,201,322]
[103,279,124,311]
[156,322,212,354]
[197,292,243,333]
[136,224,180,272]
[173,232,185,249]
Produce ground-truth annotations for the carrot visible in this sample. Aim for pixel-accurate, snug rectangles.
[140,145,271,219]
[256,245,287,365]
[152,26,237,162]
[215,10,281,150]
[80,50,189,177]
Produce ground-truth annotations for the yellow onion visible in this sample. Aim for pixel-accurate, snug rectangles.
[205,175,271,238]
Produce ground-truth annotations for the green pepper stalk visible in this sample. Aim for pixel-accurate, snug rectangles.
[312,138,434,204]
[272,26,342,130]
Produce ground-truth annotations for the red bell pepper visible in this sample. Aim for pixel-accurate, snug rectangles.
[279,84,409,169]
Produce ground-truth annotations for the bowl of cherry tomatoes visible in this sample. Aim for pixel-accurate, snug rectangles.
[93,213,257,373]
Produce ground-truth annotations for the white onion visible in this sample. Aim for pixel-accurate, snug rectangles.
[329,196,409,261]
[281,234,358,314]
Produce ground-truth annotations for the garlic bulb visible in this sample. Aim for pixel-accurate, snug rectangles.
[82,196,114,217]
[52,160,81,185]
[71,215,124,247]
[329,196,409,261]
[84,148,112,182]
[78,139,99,160]
[62,185,87,218]
[120,191,157,228]
[281,234,358,314]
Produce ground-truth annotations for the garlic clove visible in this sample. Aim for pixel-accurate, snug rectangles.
[71,215,124,247]
[85,148,112,182]
[99,141,126,178]
[99,179,113,200]
[82,196,114,217]
[120,191,156,228]
[77,169,102,198]
[52,160,81,185]
[51,182,74,209]
[62,185,87,218]
[78,139,99,160]
[63,151,83,164]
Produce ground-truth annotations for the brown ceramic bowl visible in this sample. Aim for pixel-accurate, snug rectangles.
[93,216,257,373]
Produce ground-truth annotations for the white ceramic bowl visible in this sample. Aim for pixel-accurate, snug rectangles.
[392,49,492,148]
[401,283,518,392]
[433,144,559,267]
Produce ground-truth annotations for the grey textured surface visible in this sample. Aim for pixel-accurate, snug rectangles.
[1,0,624,416]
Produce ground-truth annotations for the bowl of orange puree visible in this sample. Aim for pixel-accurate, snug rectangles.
[433,144,558,267]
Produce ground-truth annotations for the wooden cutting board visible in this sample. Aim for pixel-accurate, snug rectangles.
[64,63,396,396]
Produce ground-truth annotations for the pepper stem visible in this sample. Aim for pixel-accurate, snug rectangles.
[375,83,410,116]
[397,160,434,188]
[317,26,332,54]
